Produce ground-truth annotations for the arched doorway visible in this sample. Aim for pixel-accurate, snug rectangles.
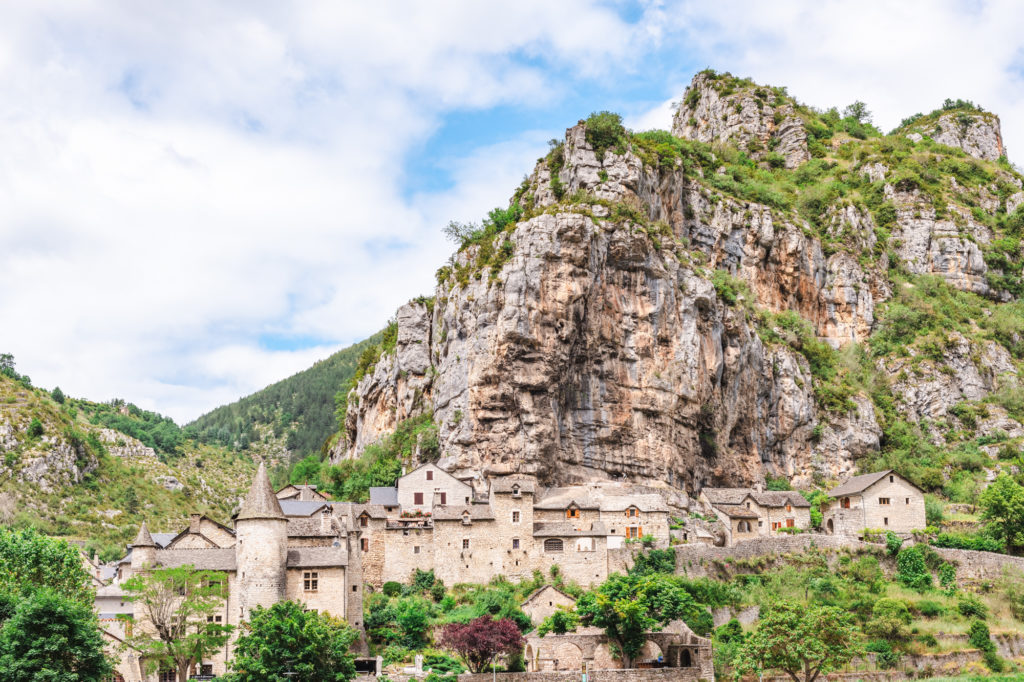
[826,519,834,534]
[553,642,583,671]
[680,649,692,667]
[525,645,536,672]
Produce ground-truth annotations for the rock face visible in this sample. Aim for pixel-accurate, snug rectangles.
[334,73,1024,495]
[671,72,810,169]
[927,112,1005,161]
[334,116,890,489]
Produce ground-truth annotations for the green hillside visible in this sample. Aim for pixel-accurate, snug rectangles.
[185,334,381,462]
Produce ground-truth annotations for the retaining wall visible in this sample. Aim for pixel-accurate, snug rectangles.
[459,668,710,682]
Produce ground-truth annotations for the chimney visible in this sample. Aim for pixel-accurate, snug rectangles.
[321,506,333,534]
[190,513,201,534]
[754,482,764,494]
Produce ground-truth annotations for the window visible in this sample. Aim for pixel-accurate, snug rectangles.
[439,492,447,505]
[160,673,176,682]
[889,475,894,483]
[462,538,470,550]
[626,526,641,539]
[745,501,750,509]
[426,470,433,481]
[771,522,781,531]
[786,518,794,528]
[512,485,521,498]
[786,504,792,512]
[201,664,214,676]
[879,497,890,505]
[414,546,420,554]
[737,521,750,532]
[206,615,223,623]
[841,497,851,509]
[360,515,368,527]
[627,507,638,518]
[512,538,520,549]
[544,538,564,553]
[566,508,580,519]
[906,498,910,505]
[512,510,520,524]
[304,571,319,592]
[884,517,889,526]
[414,492,424,505]
[360,538,369,552]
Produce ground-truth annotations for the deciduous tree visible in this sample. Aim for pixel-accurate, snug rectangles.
[0,528,93,605]
[734,601,861,682]
[980,473,1024,554]
[226,601,357,682]
[122,566,232,682]
[439,616,525,674]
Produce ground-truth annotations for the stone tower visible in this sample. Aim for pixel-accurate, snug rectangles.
[235,462,289,620]
[130,520,157,571]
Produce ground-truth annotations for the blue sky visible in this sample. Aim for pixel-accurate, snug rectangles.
[1,1,1023,422]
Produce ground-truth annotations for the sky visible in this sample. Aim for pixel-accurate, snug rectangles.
[2,1,1024,423]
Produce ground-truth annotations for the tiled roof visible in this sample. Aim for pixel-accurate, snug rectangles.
[532,521,608,537]
[279,500,330,517]
[534,486,669,512]
[597,494,670,513]
[237,463,287,521]
[712,504,760,519]
[154,548,236,571]
[533,488,600,510]
[828,470,900,498]
[491,477,537,494]
[700,488,754,505]
[286,546,348,568]
[702,488,810,508]
[431,503,495,521]
[369,487,399,506]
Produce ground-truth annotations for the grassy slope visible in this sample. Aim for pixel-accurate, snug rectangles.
[0,374,256,560]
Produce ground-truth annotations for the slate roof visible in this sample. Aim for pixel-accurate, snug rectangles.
[287,517,337,537]
[533,489,600,510]
[491,477,537,494]
[279,500,330,517]
[598,494,670,513]
[350,503,388,519]
[712,504,760,519]
[431,503,496,521]
[237,463,287,521]
[152,533,177,548]
[702,487,809,508]
[132,522,156,547]
[154,548,237,571]
[369,487,399,506]
[827,470,911,498]
[522,585,575,606]
[532,521,609,537]
[286,546,348,568]
[533,486,669,513]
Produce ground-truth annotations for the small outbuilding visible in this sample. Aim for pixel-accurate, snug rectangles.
[521,585,576,625]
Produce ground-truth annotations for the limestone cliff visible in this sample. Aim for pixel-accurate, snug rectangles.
[334,71,1024,497]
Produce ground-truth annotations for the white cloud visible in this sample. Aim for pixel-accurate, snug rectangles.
[2,0,1024,424]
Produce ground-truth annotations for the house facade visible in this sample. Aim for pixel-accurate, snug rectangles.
[822,470,926,537]
[698,487,811,546]
[106,463,365,682]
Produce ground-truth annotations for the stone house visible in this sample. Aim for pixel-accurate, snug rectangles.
[699,487,811,546]
[524,619,713,680]
[353,475,673,589]
[276,483,328,502]
[521,585,576,625]
[822,470,926,537]
[395,463,473,511]
[108,463,365,681]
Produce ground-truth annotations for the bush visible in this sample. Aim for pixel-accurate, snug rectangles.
[938,563,956,592]
[866,598,912,642]
[958,594,988,620]
[885,531,904,557]
[932,532,1005,553]
[865,639,901,669]
[896,547,933,592]
[925,495,945,525]
[26,418,43,438]
[382,582,403,597]
[584,111,626,161]
[917,600,945,618]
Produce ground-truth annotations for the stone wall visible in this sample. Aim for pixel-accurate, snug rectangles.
[608,534,859,577]
[932,546,1024,583]
[458,667,712,682]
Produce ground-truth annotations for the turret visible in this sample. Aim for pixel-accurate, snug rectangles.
[235,462,289,619]
[130,521,157,571]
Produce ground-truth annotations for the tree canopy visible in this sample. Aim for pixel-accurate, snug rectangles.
[0,527,93,605]
[438,615,525,674]
[226,601,358,682]
[735,600,862,682]
[980,473,1024,554]
[122,566,232,682]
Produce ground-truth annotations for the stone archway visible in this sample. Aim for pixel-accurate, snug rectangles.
[525,645,536,672]
[552,641,583,671]
[593,643,623,670]
[637,640,663,666]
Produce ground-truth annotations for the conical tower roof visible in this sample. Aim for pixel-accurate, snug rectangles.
[237,462,287,521]
[133,521,156,547]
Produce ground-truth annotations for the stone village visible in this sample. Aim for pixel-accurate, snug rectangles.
[94,462,927,681]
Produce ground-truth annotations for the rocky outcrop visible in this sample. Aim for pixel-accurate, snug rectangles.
[671,72,810,168]
[334,117,886,489]
[926,111,1005,161]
